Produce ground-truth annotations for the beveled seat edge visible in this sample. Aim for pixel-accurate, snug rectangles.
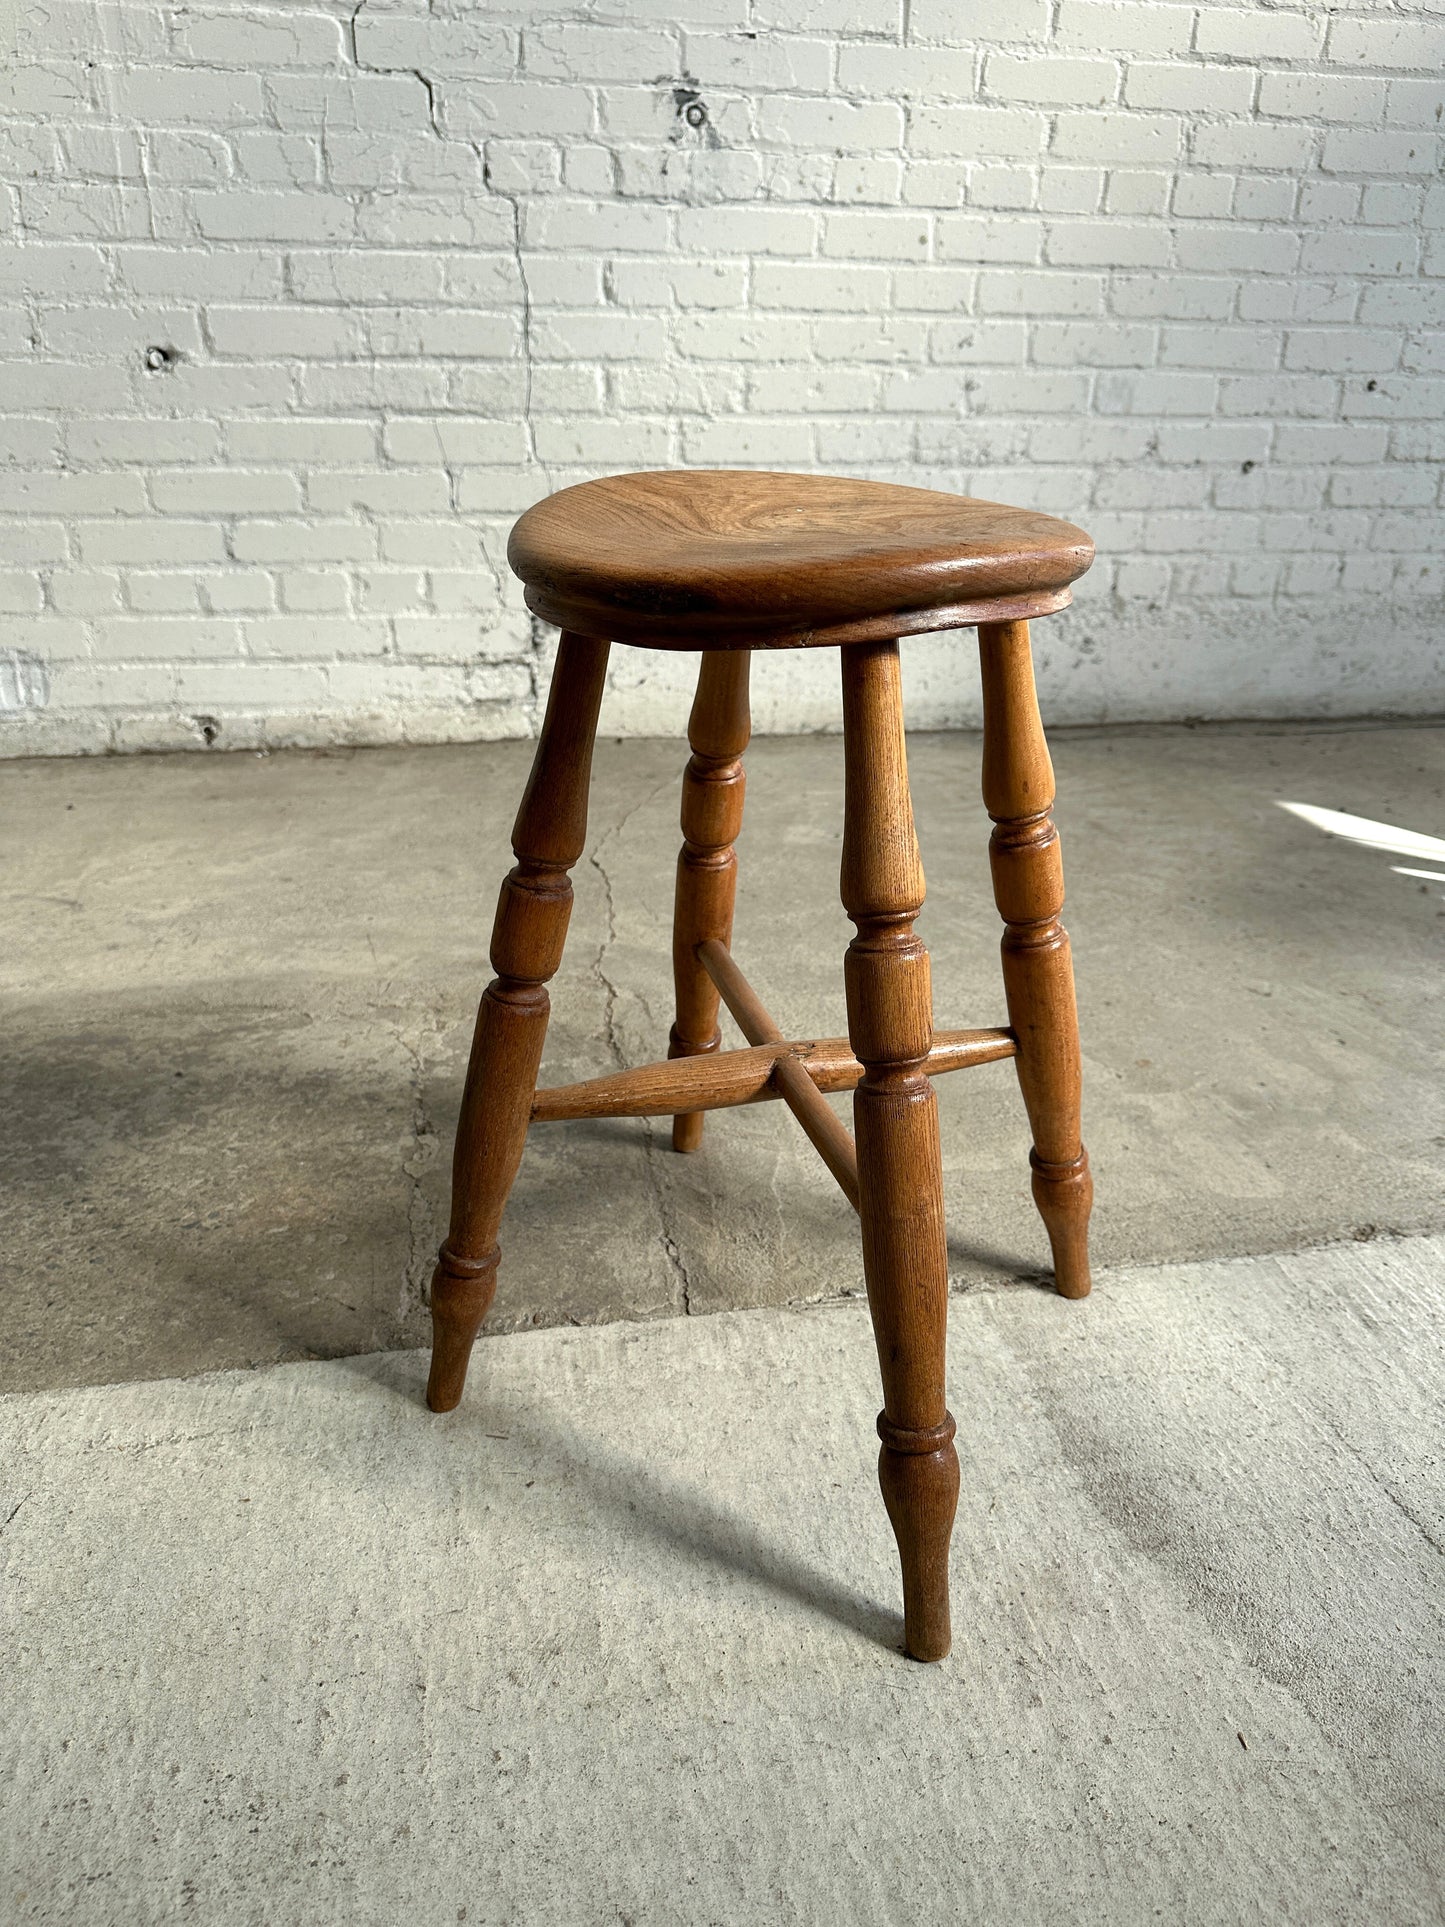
[522,583,1074,650]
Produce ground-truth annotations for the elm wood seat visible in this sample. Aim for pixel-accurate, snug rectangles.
[427,469,1095,1664]
[508,468,1094,648]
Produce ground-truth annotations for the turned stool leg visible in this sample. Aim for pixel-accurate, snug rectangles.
[427,632,611,1412]
[840,640,959,1663]
[669,650,751,1153]
[978,619,1093,1299]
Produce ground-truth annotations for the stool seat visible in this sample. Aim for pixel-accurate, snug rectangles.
[509,469,1093,648]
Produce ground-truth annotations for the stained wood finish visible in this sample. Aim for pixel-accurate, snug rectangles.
[770,1055,862,1210]
[530,1027,1017,1122]
[669,651,752,1152]
[694,938,780,1051]
[423,469,1100,1664]
[426,631,610,1413]
[840,640,959,1664]
[509,471,1093,649]
[696,939,861,1210]
[978,619,1093,1300]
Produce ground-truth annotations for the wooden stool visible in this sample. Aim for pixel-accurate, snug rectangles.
[427,471,1095,1663]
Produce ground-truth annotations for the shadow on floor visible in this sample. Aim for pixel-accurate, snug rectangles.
[349,1347,905,1655]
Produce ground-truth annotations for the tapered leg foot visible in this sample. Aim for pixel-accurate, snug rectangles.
[1032,1149,1093,1299]
[879,1417,961,1662]
[426,1244,500,1412]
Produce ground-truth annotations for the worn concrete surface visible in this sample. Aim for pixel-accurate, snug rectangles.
[3,719,1442,1393]
[3,1233,1444,1924]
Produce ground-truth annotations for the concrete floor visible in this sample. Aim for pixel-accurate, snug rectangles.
[4,720,1445,1921]
[4,1234,1445,1923]
[2,720,1442,1393]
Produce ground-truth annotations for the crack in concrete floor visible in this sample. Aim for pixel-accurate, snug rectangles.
[2,723,1440,1394]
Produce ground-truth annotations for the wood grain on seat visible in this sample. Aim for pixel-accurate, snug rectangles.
[508,469,1094,649]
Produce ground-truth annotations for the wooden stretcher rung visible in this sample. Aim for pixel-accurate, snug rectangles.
[529,1023,1014,1124]
[695,937,783,1048]
[769,1050,862,1211]
[529,942,1015,1215]
[695,937,861,1207]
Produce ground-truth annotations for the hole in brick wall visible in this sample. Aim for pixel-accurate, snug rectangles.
[667,77,722,149]
[191,714,221,746]
[144,344,181,375]
[1241,460,1255,474]
[670,82,720,145]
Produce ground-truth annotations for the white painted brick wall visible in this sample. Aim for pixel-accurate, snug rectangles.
[0,0,1442,754]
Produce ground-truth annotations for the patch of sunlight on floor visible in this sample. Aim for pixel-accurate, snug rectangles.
[1278,800,1445,896]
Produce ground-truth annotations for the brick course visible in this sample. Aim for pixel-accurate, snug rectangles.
[0,0,1442,751]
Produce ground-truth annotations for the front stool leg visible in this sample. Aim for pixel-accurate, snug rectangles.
[427,632,611,1411]
[840,640,959,1663]
[978,619,1093,1299]
[669,649,751,1153]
